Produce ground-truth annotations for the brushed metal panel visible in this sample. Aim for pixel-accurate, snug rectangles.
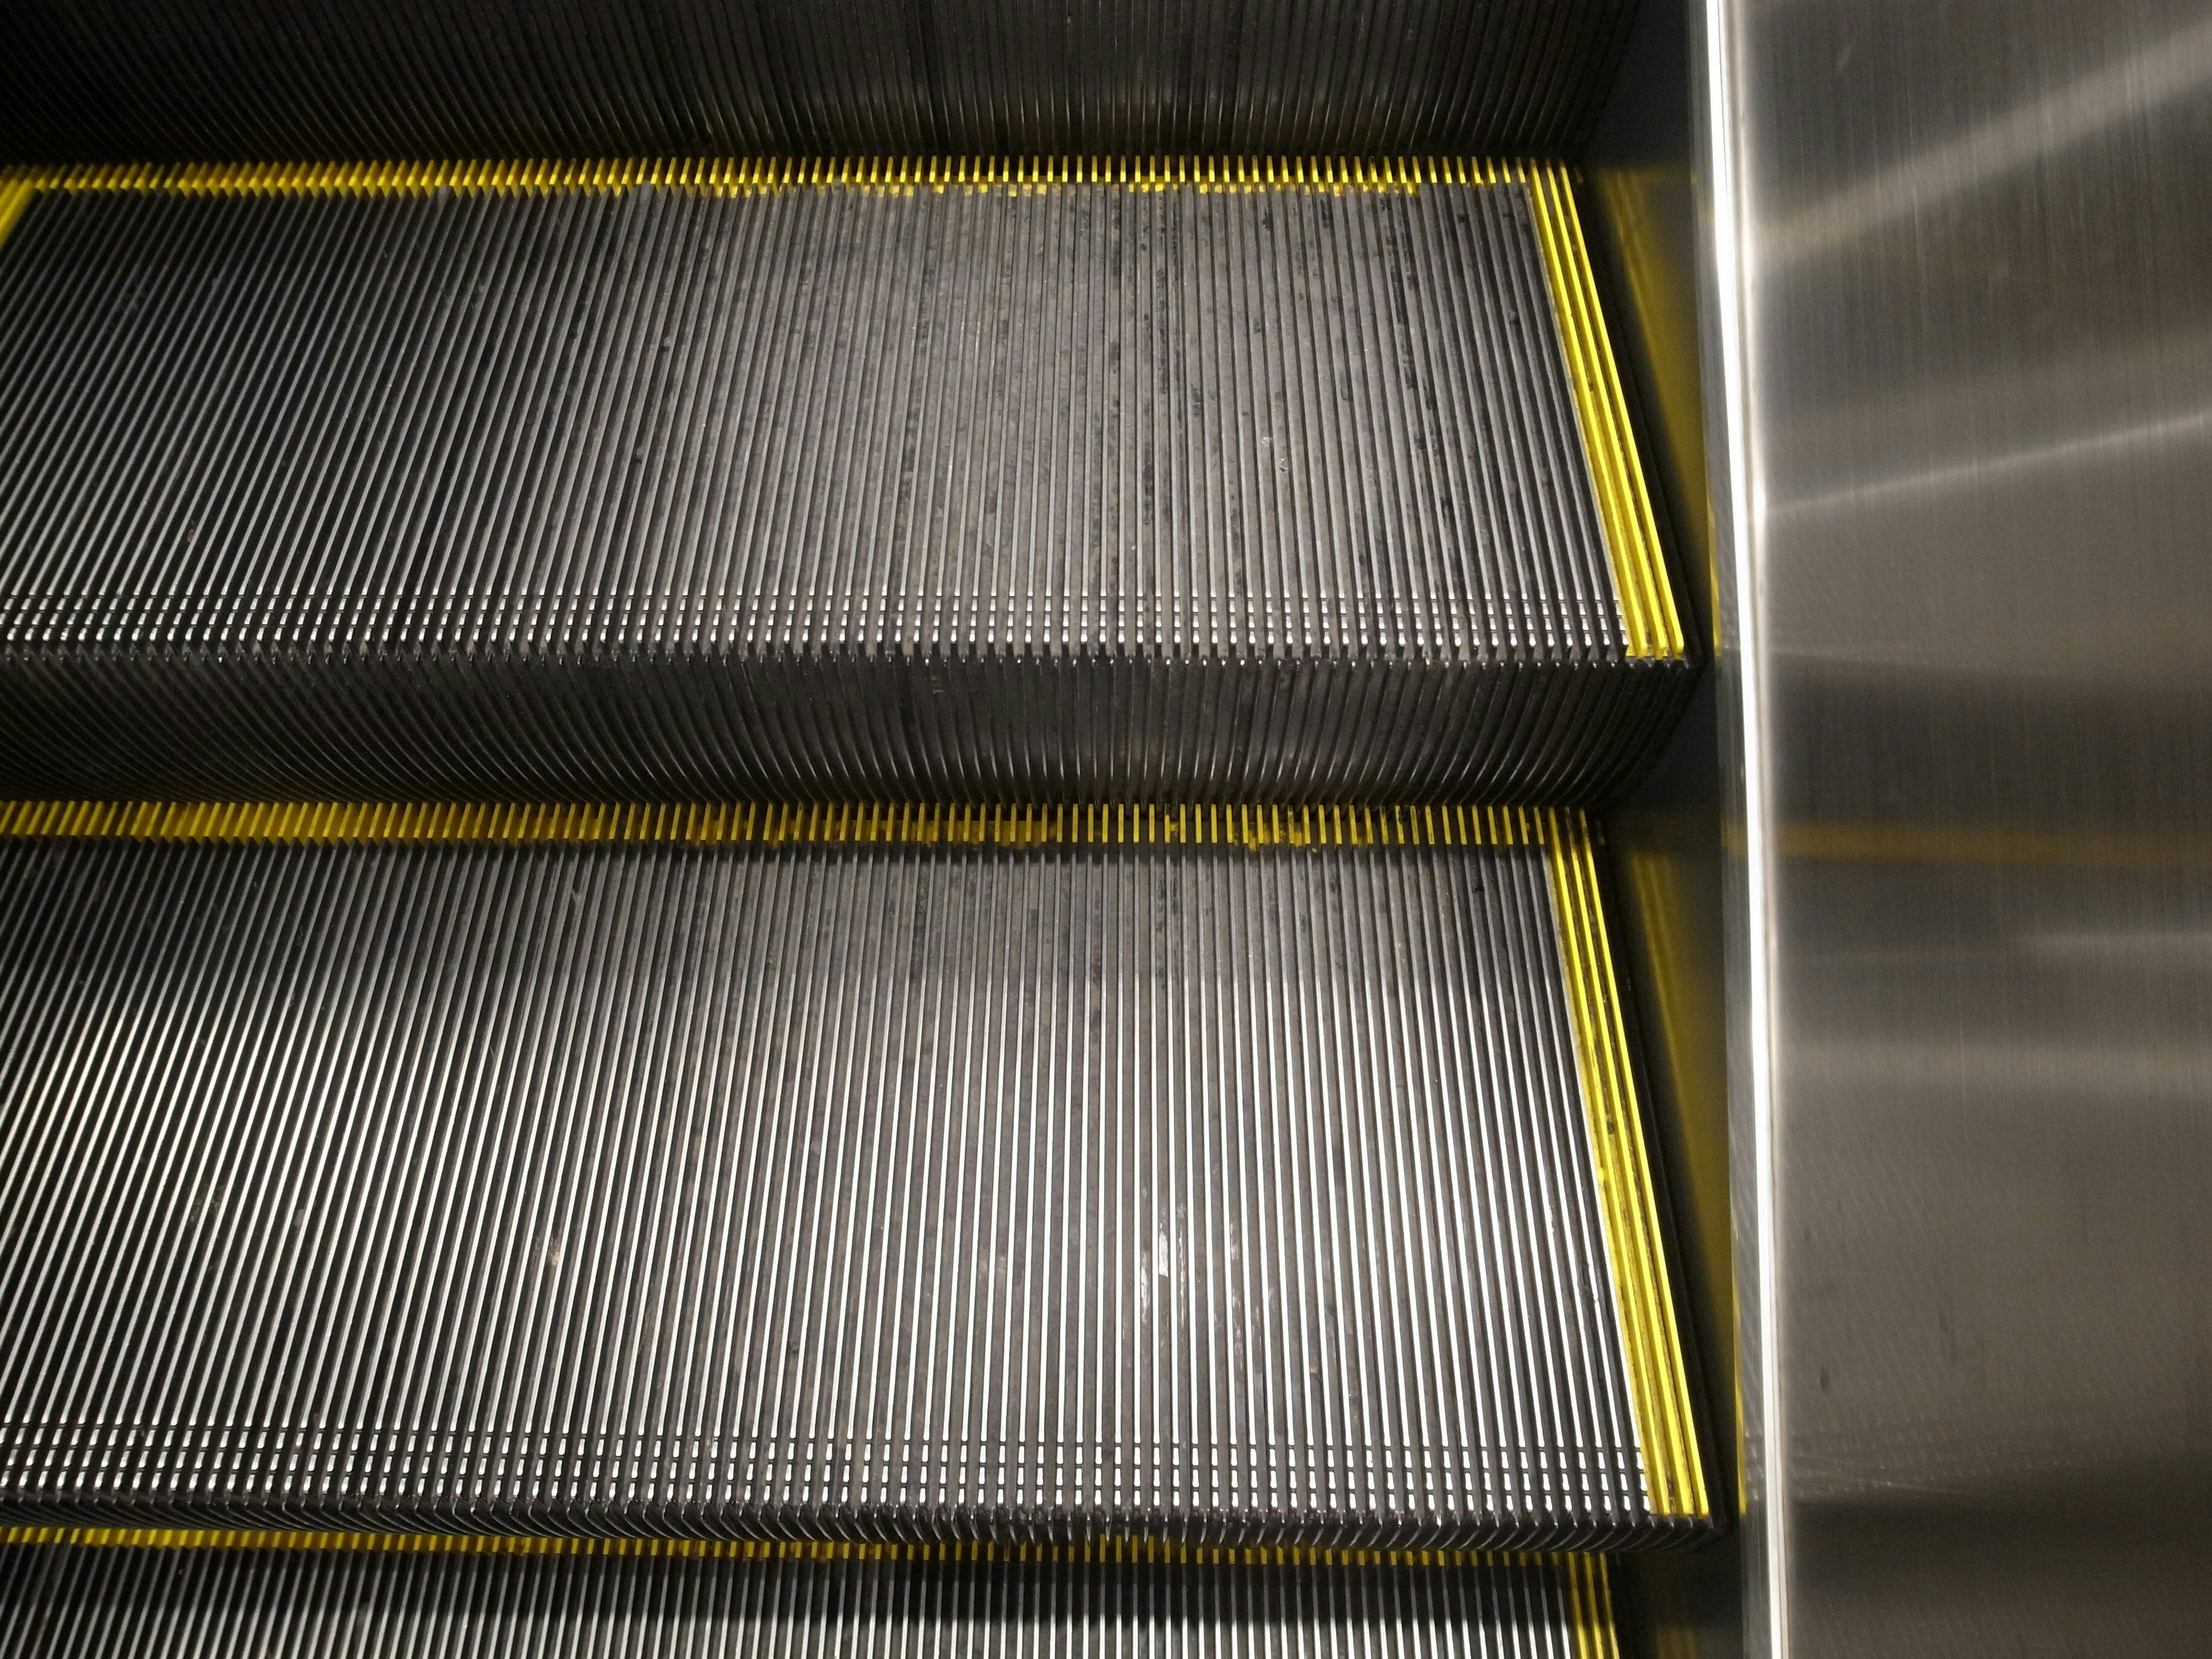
[1703,0,2212,1653]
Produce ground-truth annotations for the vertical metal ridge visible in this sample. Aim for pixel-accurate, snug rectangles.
[1539,814,1708,1524]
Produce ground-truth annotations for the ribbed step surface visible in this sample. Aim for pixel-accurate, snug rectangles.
[0,1540,1620,1659]
[0,164,1687,803]
[0,1,1634,161]
[0,805,1704,1549]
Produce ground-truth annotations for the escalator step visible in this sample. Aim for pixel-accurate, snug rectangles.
[0,802,1706,1550]
[0,1,1635,162]
[0,161,1688,804]
[0,1537,1621,1659]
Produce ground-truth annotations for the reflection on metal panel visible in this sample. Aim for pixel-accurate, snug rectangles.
[1703,0,2212,1654]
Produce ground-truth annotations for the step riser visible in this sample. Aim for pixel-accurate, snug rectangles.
[0,655,1686,804]
[0,1544,1620,1659]
[0,2,1635,161]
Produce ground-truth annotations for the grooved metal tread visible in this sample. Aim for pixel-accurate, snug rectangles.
[0,1,1634,162]
[0,1537,1620,1659]
[0,161,1688,803]
[0,803,1705,1550]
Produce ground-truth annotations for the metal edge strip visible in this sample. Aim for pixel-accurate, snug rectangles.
[1544,815,1710,1523]
[1,154,1498,200]
[1563,1552,1623,1659]
[1695,0,1785,1642]
[0,799,1556,850]
[1513,161,1687,665]
[0,1525,1587,1577]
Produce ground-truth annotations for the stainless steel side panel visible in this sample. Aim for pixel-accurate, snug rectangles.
[1701,2,2212,1653]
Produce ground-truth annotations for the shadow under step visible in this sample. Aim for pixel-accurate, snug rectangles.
[0,802,1707,1551]
[0,1,1634,164]
[0,161,1690,803]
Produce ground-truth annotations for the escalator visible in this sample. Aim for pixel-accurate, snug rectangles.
[0,5,1720,1654]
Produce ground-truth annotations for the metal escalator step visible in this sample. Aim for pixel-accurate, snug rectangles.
[0,162,1688,804]
[0,1537,1622,1659]
[0,802,1706,1550]
[0,2,1634,162]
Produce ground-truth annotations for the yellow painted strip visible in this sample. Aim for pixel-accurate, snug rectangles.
[1563,1554,1623,1659]
[0,1525,1566,1573]
[0,176,37,249]
[1541,809,1707,1522]
[1512,161,1684,662]
[0,800,1543,852]
[0,157,1435,202]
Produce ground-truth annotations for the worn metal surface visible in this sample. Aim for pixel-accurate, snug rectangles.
[0,168,1687,803]
[0,815,1705,1549]
[0,1542,1620,1659]
[0,1,1632,162]
[1703,0,2212,1652]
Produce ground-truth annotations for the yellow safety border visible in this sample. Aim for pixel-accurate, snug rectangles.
[0,797,1538,851]
[0,797,1706,1527]
[1508,162,1683,663]
[0,156,1682,662]
[11,153,1519,199]
[0,155,1472,253]
[0,1525,1544,1569]
[1563,1553,1623,1659]
[1537,813,1707,1524]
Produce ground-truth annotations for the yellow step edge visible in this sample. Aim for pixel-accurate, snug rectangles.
[0,798,1550,851]
[0,1524,1568,1574]
[1510,162,1684,664]
[1,156,1469,200]
[1564,1552,1624,1659]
